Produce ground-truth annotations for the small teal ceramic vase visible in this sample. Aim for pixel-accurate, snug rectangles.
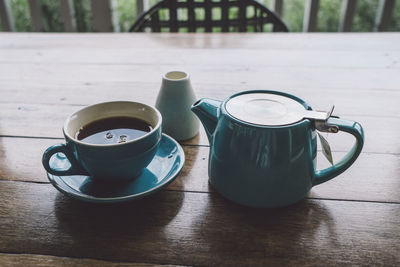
[191,90,364,208]
[156,71,199,141]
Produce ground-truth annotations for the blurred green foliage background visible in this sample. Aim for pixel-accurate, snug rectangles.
[1,0,399,32]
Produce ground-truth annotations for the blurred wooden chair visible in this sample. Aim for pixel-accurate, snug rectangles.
[130,0,288,32]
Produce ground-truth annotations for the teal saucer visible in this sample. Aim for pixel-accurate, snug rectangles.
[47,134,185,203]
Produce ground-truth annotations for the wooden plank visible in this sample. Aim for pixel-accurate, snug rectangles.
[375,0,396,32]
[0,253,180,267]
[0,95,399,152]
[28,0,44,32]
[303,0,319,32]
[0,0,15,31]
[274,0,283,17]
[0,75,399,117]
[90,0,113,32]
[0,33,399,266]
[2,48,400,69]
[0,61,399,94]
[60,0,76,32]
[310,151,400,202]
[0,181,399,266]
[0,137,399,203]
[338,0,357,32]
[1,33,400,51]
[0,87,399,150]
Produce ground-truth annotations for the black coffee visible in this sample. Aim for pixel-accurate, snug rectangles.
[76,116,152,145]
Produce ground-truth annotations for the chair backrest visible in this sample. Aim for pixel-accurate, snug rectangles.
[130,0,288,33]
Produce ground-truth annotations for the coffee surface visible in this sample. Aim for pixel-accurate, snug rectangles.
[76,116,152,145]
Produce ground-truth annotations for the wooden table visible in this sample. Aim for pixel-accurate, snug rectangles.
[0,33,399,266]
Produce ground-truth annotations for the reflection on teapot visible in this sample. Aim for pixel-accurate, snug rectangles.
[191,90,364,208]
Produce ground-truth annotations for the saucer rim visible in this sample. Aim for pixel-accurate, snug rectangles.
[46,133,185,203]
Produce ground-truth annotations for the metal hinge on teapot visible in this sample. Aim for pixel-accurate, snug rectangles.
[307,105,339,133]
[304,105,339,165]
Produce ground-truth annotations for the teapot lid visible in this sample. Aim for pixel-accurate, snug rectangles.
[225,92,329,126]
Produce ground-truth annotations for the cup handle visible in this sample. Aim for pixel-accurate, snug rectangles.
[42,144,88,176]
[312,117,364,186]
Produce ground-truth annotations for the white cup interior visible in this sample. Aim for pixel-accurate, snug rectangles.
[64,101,161,141]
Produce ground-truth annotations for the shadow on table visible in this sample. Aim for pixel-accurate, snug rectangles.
[168,143,203,191]
[190,189,339,265]
[53,189,183,243]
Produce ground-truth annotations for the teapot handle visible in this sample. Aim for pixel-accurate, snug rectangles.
[312,117,364,186]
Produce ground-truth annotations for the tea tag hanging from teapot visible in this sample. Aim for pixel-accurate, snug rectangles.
[317,132,334,165]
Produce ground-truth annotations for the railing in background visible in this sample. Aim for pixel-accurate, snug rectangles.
[273,0,283,17]
[375,0,396,31]
[339,0,357,32]
[303,0,319,32]
[28,0,44,31]
[60,0,76,31]
[0,0,397,32]
[91,0,115,32]
[0,0,14,31]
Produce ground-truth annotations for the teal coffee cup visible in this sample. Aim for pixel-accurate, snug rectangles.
[42,101,162,182]
[192,90,364,208]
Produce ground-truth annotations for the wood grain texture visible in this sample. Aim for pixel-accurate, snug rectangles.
[0,33,400,51]
[3,48,399,69]
[0,181,399,266]
[1,63,399,92]
[1,80,399,117]
[0,33,399,266]
[0,102,398,153]
[0,137,399,203]
[0,253,181,267]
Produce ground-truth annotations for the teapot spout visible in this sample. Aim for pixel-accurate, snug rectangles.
[191,98,222,144]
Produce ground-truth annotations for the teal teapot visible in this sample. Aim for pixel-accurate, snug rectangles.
[191,90,364,208]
